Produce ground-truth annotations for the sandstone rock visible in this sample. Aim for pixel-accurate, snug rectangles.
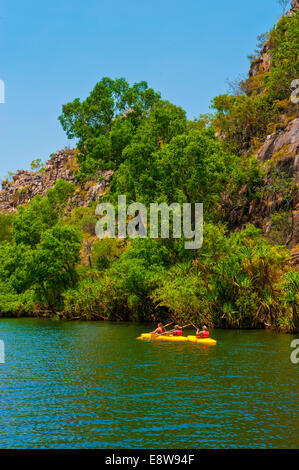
[249,46,272,79]
[256,118,299,163]
[287,0,299,16]
[0,149,113,213]
[256,118,299,264]
[221,116,299,266]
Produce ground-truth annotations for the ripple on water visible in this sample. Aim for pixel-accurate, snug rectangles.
[0,319,298,449]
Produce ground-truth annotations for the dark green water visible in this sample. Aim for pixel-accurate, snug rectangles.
[0,318,298,449]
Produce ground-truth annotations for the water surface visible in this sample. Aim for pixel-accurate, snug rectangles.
[0,319,298,448]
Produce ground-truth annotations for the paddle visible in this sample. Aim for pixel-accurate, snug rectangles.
[190,321,210,338]
[149,321,173,334]
[164,321,174,329]
[157,323,192,336]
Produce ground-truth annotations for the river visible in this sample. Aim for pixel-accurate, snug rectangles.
[0,318,298,448]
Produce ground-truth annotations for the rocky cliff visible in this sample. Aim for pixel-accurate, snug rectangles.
[288,0,299,15]
[256,117,299,266]
[0,1,298,267]
[0,148,113,213]
[252,1,299,266]
[230,1,299,267]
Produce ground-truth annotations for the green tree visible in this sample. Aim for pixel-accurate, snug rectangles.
[282,271,299,331]
[30,225,82,312]
[58,77,161,181]
[0,213,15,243]
[13,180,75,247]
[109,238,169,319]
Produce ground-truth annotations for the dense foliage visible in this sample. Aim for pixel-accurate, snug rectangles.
[0,12,298,332]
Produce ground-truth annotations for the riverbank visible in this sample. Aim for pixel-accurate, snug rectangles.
[0,309,296,334]
[1,9,299,340]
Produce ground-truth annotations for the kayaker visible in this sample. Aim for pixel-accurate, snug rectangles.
[196,325,210,338]
[152,322,166,335]
[168,325,183,336]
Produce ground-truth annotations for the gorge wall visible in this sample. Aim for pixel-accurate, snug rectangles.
[0,0,298,267]
[0,149,113,213]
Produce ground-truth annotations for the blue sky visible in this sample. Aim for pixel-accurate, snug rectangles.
[0,0,285,181]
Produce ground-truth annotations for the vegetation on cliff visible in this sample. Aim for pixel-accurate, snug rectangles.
[211,9,299,154]
[0,10,298,331]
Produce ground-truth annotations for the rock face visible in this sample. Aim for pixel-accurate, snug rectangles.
[249,1,298,82]
[257,118,299,164]
[257,125,299,269]
[257,118,299,262]
[288,0,299,15]
[0,149,113,213]
[243,3,299,267]
[248,44,272,80]
[221,116,299,267]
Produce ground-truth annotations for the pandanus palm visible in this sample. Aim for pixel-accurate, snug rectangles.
[282,272,299,332]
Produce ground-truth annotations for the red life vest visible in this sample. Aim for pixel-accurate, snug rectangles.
[175,329,183,336]
[201,330,209,338]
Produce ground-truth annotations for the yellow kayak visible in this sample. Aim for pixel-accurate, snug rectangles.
[137,333,217,345]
